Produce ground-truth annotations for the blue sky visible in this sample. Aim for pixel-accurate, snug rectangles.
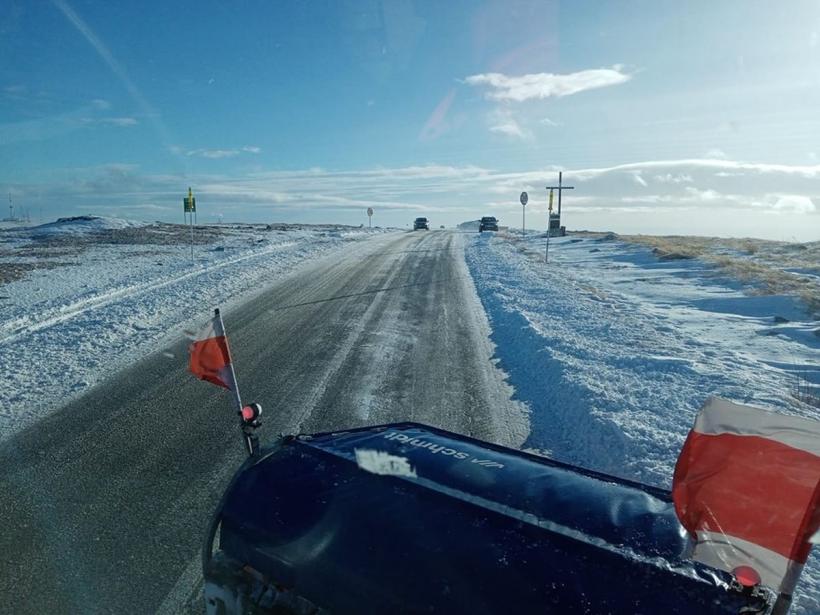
[1,0,820,239]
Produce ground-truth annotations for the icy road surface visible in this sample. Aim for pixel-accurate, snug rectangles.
[0,228,527,614]
[466,231,820,614]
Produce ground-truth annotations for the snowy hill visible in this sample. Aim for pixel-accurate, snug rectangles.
[27,215,150,238]
[465,230,819,613]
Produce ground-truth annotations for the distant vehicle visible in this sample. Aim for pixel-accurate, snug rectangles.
[478,216,498,232]
[413,217,429,230]
[439,225,445,229]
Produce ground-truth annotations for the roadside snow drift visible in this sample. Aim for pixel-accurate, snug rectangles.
[465,231,819,614]
[0,217,394,439]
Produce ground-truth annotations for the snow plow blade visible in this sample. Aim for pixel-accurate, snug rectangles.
[203,422,768,614]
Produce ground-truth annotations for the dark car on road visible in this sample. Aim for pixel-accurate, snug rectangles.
[413,217,429,230]
[478,216,498,232]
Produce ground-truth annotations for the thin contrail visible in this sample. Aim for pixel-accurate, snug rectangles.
[51,0,186,169]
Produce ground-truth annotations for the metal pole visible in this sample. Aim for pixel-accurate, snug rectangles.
[546,232,550,263]
[772,594,792,615]
[558,171,562,218]
[190,212,194,262]
[522,204,525,237]
[214,309,258,456]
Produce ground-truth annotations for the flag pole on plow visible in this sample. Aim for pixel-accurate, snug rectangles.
[188,308,262,456]
[672,397,820,614]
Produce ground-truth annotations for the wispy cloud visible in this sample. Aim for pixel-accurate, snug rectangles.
[655,173,693,184]
[704,148,728,159]
[182,145,261,159]
[104,117,138,127]
[188,149,240,159]
[630,171,648,187]
[419,88,457,141]
[488,109,527,139]
[464,65,631,102]
[81,116,138,127]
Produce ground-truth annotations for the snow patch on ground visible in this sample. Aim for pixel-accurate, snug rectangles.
[465,231,819,613]
[0,219,396,439]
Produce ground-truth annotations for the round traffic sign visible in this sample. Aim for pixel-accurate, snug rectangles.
[520,191,528,206]
[367,207,374,216]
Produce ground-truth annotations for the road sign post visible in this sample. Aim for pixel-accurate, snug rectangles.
[520,191,528,237]
[367,207,373,229]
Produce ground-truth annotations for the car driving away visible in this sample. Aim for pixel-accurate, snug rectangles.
[413,217,429,230]
[478,216,498,232]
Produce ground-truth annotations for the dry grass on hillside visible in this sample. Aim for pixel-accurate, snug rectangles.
[612,234,820,317]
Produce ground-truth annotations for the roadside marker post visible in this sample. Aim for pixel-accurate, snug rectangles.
[183,187,196,262]
[520,191,528,237]
[546,189,553,263]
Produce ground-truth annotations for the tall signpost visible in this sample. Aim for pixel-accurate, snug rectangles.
[545,172,575,263]
[184,187,196,262]
[520,191,528,237]
[367,207,373,229]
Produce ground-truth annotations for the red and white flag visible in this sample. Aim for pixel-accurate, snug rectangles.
[673,397,820,594]
[188,310,238,391]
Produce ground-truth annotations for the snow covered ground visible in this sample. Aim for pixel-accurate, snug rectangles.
[465,230,820,613]
[0,216,395,440]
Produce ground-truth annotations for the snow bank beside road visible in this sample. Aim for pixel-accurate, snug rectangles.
[0,219,395,439]
[465,231,820,614]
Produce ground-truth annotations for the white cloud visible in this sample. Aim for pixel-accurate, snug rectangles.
[91,98,111,110]
[242,145,262,154]
[464,65,631,102]
[772,195,815,213]
[684,187,723,202]
[540,117,561,127]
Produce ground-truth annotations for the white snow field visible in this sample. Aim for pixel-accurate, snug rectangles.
[465,230,820,614]
[0,216,395,440]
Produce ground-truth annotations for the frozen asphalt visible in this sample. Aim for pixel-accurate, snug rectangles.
[0,229,527,614]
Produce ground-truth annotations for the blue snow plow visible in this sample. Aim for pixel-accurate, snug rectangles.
[203,422,770,614]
